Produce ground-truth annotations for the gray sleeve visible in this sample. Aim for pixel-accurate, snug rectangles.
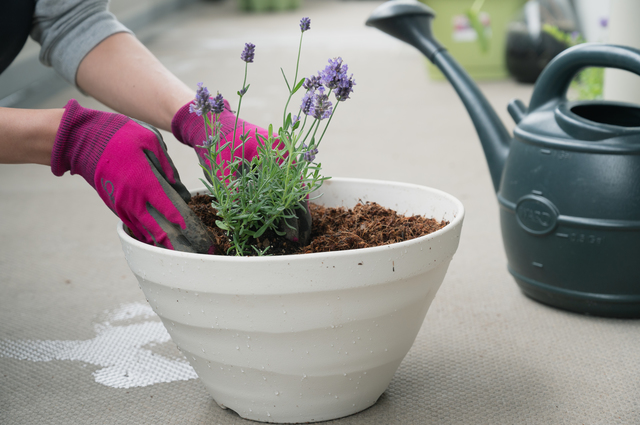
[30,0,133,87]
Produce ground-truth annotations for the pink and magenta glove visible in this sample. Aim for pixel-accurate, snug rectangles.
[171,99,270,177]
[52,99,214,253]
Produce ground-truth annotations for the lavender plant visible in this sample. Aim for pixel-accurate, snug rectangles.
[192,17,355,256]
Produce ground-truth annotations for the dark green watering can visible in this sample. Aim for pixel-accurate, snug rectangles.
[367,0,640,318]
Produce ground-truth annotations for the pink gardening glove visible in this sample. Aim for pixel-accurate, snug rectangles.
[171,99,270,178]
[52,99,214,253]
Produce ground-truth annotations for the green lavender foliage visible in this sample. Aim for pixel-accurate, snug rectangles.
[198,19,353,256]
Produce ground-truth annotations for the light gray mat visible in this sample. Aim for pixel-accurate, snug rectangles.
[1,1,638,423]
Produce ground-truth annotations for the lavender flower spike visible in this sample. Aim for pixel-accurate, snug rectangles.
[190,82,215,116]
[311,87,333,120]
[320,57,348,90]
[300,17,311,32]
[301,90,315,115]
[335,74,356,102]
[203,134,215,147]
[304,146,319,162]
[303,75,322,91]
[212,92,225,114]
[241,43,256,63]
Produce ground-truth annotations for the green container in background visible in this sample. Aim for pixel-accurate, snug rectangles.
[419,0,526,80]
[238,0,300,12]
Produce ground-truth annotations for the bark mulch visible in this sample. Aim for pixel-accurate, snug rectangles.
[188,194,449,256]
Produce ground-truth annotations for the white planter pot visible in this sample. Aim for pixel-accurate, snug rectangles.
[117,177,464,423]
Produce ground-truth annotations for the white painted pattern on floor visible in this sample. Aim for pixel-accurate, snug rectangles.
[0,302,197,388]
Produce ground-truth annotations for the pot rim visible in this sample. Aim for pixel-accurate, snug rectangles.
[117,177,464,262]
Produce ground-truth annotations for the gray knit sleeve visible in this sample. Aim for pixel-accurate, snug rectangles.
[30,0,133,87]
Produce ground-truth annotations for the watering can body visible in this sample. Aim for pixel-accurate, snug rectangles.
[501,95,640,318]
[367,0,640,317]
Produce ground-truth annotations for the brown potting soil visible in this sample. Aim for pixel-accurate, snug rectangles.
[188,194,449,256]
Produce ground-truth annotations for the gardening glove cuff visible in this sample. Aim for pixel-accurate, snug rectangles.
[51,99,215,253]
[52,99,127,187]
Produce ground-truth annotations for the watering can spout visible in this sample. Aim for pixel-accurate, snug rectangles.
[366,0,512,192]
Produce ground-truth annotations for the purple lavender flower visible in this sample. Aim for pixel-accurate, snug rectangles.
[241,43,256,63]
[212,92,225,114]
[300,17,311,32]
[303,75,322,91]
[320,57,348,90]
[334,74,356,102]
[302,144,319,162]
[292,115,300,125]
[190,82,216,116]
[600,17,608,28]
[203,134,215,147]
[301,90,314,115]
[310,87,333,120]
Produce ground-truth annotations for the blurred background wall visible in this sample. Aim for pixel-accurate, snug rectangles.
[603,0,640,103]
[2,0,639,108]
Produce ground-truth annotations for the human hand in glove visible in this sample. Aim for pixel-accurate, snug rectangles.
[51,99,214,253]
[171,98,269,178]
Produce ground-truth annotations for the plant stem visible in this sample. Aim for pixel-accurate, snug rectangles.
[234,62,250,201]
[298,118,319,150]
[283,32,305,125]
[316,101,339,148]
[294,32,304,88]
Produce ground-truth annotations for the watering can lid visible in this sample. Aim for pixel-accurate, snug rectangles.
[365,0,435,25]
[515,43,640,152]
[514,100,640,153]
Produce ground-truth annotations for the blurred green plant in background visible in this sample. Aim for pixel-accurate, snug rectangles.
[543,23,604,100]
[466,0,490,53]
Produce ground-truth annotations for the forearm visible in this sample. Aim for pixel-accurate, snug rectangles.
[76,33,194,132]
[0,107,63,165]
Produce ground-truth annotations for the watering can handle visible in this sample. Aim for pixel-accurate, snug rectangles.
[528,43,640,111]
